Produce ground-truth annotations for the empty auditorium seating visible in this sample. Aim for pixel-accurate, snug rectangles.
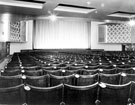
[25,84,63,105]
[1,70,21,76]
[99,73,121,85]
[0,84,25,105]
[2,51,135,105]
[64,82,98,105]
[50,74,75,86]
[0,75,22,87]
[99,68,117,74]
[98,82,132,105]
[81,69,98,75]
[75,73,98,86]
[117,68,134,74]
[24,69,43,76]
[25,75,49,87]
[121,74,135,84]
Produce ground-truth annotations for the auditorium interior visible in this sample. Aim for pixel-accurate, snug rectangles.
[1,0,135,105]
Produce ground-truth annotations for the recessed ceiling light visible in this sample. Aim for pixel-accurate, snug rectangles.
[101,3,104,7]
[87,1,91,5]
[54,4,96,14]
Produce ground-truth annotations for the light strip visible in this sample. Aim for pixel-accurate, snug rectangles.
[0,0,43,9]
[54,5,96,14]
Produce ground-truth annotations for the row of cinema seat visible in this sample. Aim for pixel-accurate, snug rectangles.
[1,52,135,105]
[1,66,135,76]
[1,72,135,87]
[0,74,135,105]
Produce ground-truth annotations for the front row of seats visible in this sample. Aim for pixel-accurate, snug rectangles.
[0,81,135,105]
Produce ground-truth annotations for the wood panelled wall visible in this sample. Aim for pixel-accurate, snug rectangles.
[0,42,9,60]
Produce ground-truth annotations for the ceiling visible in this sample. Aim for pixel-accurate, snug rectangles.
[0,0,135,22]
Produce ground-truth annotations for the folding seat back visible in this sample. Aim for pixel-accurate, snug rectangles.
[117,64,131,68]
[121,74,135,84]
[43,70,62,76]
[81,69,98,75]
[50,74,75,86]
[0,75,22,88]
[1,70,22,76]
[64,82,98,105]
[117,68,133,74]
[59,69,81,76]
[98,82,132,105]
[130,81,135,104]
[68,66,82,70]
[25,75,49,87]
[82,65,99,70]
[75,73,99,86]
[99,68,117,74]
[25,84,63,105]
[99,73,121,85]
[0,84,25,105]
[23,65,41,70]
[4,67,20,71]
[99,64,114,69]
[24,69,43,76]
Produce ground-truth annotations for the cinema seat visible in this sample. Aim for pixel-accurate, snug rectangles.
[120,74,135,84]
[23,65,41,70]
[99,73,121,85]
[1,70,22,76]
[0,75,23,88]
[130,81,135,104]
[98,82,131,105]
[75,73,98,86]
[99,68,117,74]
[117,68,134,74]
[82,65,99,70]
[43,70,62,76]
[24,69,43,76]
[81,69,98,75]
[0,84,25,105]
[50,74,75,86]
[25,75,49,87]
[25,84,63,105]
[64,82,98,105]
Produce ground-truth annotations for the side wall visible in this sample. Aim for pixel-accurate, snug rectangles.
[91,21,122,51]
[0,42,8,60]
[10,20,33,54]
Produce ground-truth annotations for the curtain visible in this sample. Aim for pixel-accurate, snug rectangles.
[34,19,88,49]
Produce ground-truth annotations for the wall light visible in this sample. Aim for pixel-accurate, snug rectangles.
[49,14,57,21]
[128,19,135,26]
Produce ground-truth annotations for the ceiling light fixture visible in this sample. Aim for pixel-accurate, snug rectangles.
[87,1,91,5]
[54,4,96,14]
[0,0,43,9]
[101,3,104,7]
